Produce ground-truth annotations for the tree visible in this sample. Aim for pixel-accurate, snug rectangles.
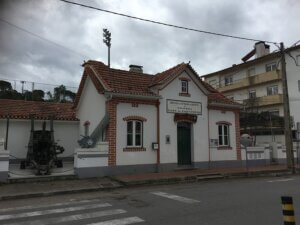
[0,80,12,92]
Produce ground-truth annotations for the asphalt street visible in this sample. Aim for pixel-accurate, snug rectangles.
[0,175,300,225]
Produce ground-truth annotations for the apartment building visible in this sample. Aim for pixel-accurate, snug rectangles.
[202,42,300,143]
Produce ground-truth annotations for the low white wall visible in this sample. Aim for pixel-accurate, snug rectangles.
[0,119,79,160]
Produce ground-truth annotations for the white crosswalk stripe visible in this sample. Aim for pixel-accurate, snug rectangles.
[0,199,145,225]
[0,199,103,213]
[0,203,112,220]
[5,209,127,225]
[151,191,200,204]
[87,217,145,225]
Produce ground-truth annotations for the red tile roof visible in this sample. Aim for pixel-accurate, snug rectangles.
[0,99,78,121]
[75,60,240,109]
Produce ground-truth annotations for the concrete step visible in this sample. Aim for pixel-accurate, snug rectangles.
[196,173,224,180]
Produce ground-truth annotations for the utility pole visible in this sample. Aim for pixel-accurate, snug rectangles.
[280,42,295,172]
[103,28,111,67]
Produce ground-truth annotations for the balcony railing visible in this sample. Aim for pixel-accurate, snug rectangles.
[243,94,283,107]
[218,70,281,93]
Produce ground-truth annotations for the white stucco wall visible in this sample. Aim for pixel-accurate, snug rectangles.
[208,109,237,161]
[76,76,106,137]
[116,103,157,165]
[159,70,209,164]
[0,119,79,160]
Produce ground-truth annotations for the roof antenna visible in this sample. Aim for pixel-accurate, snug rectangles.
[103,28,111,68]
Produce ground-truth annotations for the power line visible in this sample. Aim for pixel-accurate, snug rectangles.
[0,76,78,89]
[0,17,89,59]
[58,0,278,44]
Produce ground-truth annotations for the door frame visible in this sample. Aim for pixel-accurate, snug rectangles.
[177,121,192,165]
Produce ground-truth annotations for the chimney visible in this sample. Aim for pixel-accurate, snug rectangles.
[255,41,270,58]
[129,65,143,73]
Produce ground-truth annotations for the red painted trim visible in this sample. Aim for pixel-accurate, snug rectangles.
[217,146,232,150]
[216,121,232,126]
[235,111,241,160]
[179,93,191,97]
[123,147,146,152]
[179,77,191,81]
[207,105,240,112]
[123,116,147,122]
[156,100,160,165]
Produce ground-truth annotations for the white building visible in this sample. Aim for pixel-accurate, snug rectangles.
[0,61,242,179]
[203,42,300,144]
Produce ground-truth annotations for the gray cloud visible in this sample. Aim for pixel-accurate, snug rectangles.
[0,0,300,93]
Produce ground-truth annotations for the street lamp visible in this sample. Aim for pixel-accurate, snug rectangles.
[103,28,111,67]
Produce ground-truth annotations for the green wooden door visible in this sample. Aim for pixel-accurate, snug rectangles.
[177,122,191,165]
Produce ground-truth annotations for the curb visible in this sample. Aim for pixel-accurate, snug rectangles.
[112,170,297,187]
[0,185,123,201]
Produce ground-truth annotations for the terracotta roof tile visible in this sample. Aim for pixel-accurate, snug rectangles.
[77,60,240,109]
[0,99,78,121]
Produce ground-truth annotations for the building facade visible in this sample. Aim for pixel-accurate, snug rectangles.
[0,61,242,179]
[203,42,300,144]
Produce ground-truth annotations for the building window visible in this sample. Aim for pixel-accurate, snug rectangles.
[218,124,229,146]
[224,75,233,86]
[249,90,256,99]
[181,80,188,93]
[247,68,256,76]
[266,62,277,72]
[297,55,300,66]
[209,79,217,87]
[127,120,143,147]
[267,85,278,96]
[298,80,300,92]
[269,110,280,117]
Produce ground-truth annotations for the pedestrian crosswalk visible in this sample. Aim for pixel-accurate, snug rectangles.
[0,199,145,225]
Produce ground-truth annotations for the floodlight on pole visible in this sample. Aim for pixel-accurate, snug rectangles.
[102,28,111,67]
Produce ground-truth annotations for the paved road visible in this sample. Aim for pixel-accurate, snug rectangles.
[0,175,300,225]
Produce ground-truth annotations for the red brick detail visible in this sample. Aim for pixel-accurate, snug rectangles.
[207,105,240,112]
[179,77,191,81]
[123,147,146,152]
[107,99,117,166]
[216,121,232,125]
[235,111,241,160]
[123,116,147,122]
[174,114,197,123]
[179,93,191,97]
[217,146,232,150]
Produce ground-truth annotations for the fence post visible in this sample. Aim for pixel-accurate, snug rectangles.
[281,196,296,225]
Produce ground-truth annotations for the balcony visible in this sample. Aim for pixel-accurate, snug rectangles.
[243,94,283,107]
[218,70,281,93]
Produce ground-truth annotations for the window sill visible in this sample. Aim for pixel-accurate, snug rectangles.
[123,147,146,152]
[179,93,191,97]
[217,146,232,150]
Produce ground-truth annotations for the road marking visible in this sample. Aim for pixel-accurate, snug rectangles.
[0,199,103,213]
[267,178,294,183]
[5,209,127,225]
[0,203,111,221]
[151,191,200,204]
[87,216,144,225]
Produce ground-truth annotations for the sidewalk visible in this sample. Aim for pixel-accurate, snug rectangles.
[113,165,298,186]
[0,165,298,201]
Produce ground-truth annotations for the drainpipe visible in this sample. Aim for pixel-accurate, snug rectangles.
[5,117,9,150]
[156,100,160,172]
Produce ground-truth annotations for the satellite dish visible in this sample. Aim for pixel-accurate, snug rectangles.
[240,134,253,147]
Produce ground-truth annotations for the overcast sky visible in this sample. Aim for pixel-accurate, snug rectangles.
[0,0,299,92]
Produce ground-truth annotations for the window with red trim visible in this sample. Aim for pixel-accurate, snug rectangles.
[218,124,230,147]
[181,80,188,93]
[127,120,143,147]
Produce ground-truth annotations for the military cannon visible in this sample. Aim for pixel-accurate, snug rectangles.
[20,116,65,175]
